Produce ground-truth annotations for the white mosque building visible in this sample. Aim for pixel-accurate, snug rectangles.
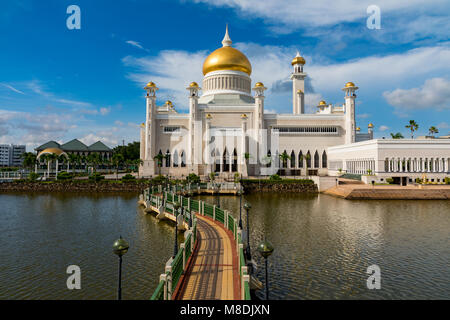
[139,26,450,184]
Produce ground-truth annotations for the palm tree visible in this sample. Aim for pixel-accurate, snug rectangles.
[22,152,37,171]
[428,126,439,137]
[134,158,144,179]
[405,120,419,139]
[153,154,164,175]
[390,132,404,139]
[279,151,290,168]
[67,153,78,173]
[112,153,124,179]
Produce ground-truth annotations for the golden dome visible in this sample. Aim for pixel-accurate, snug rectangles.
[297,89,303,94]
[345,81,355,87]
[319,100,327,106]
[37,148,66,158]
[291,52,306,65]
[203,46,252,76]
[356,127,361,131]
[255,82,264,87]
[206,113,212,119]
[145,81,156,88]
[165,100,173,105]
[189,82,199,87]
[368,123,374,128]
[241,113,248,119]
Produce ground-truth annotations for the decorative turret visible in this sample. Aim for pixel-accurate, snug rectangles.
[342,81,359,144]
[368,123,374,139]
[291,51,307,114]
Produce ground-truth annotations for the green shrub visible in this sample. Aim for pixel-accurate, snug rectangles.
[28,172,39,181]
[151,175,166,185]
[241,178,314,185]
[57,171,73,181]
[445,177,450,185]
[415,178,422,184]
[122,174,136,182]
[187,173,200,184]
[89,172,105,182]
[386,178,394,184]
[269,174,282,181]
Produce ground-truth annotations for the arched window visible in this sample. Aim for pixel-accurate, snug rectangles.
[223,148,230,172]
[173,150,179,167]
[306,151,311,168]
[266,150,271,168]
[180,151,186,167]
[232,149,238,172]
[165,150,171,167]
[314,151,319,168]
[290,150,296,168]
[298,151,303,168]
[322,151,327,168]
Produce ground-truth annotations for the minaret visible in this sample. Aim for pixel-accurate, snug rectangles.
[222,24,232,47]
[368,123,374,139]
[252,82,266,172]
[342,81,358,144]
[143,81,158,174]
[290,52,307,114]
[187,82,201,172]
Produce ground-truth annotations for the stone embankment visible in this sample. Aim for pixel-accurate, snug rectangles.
[324,185,450,200]
[0,181,146,193]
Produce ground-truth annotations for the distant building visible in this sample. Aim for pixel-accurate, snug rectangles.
[35,139,112,160]
[0,144,26,167]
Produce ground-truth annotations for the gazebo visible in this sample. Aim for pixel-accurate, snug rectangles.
[36,148,68,179]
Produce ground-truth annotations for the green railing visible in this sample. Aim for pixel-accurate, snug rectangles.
[146,185,250,300]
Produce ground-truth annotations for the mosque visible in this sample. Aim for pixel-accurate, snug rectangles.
[139,26,450,183]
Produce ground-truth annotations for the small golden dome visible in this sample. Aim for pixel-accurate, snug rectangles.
[189,82,199,87]
[165,100,173,105]
[291,55,306,66]
[145,81,156,88]
[255,82,264,87]
[140,123,145,127]
[203,46,252,76]
[345,82,355,87]
[368,123,374,128]
[356,127,361,131]
[206,113,212,119]
[319,100,327,106]
[37,148,66,158]
[241,113,248,119]
[297,89,303,94]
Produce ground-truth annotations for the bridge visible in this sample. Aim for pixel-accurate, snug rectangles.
[139,184,251,300]
[0,171,29,181]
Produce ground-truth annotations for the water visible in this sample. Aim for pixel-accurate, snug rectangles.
[1,192,449,300]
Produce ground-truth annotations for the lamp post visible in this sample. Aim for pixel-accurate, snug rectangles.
[238,190,243,229]
[188,191,193,228]
[173,201,180,258]
[258,239,274,300]
[113,236,129,300]
[215,184,220,207]
[244,202,252,260]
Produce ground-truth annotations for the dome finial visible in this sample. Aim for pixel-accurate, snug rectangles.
[222,23,232,47]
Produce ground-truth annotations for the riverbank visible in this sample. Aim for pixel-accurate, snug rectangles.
[324,184,450,200]
[0,181,147,193]
[241,179,318,193]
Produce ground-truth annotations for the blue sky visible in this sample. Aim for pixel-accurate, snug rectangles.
[1,0,449,150]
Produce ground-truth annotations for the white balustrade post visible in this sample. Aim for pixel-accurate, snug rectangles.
[180,243,186,270]
[160,273,168,300]
[213,205,216,221]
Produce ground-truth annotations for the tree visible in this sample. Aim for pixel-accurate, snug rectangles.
[405,120,419,139]
[153,154,164,175]
[279,151,290,169]
[68,153,78,173]
[112,153,124,179]
[134,159,144,179]
[428,126,439,137]
[390,132,404,139]
[21,152,37,171]
[113,142,140,161]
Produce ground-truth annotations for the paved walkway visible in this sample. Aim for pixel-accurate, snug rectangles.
[175,215,240,300]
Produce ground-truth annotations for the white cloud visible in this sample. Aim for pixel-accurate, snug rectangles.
[123,42,450,114]
[437,122,449,129]
[99,107,111,115]
[383,78,450,111]
[379,125,389,132]
[357,113,371,119]
[0,83,24,94]
[189,0,449,43]
[126,40,149,52]
[80,133,116,147]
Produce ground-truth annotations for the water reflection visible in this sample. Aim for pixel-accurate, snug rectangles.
[1,192,449,300]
